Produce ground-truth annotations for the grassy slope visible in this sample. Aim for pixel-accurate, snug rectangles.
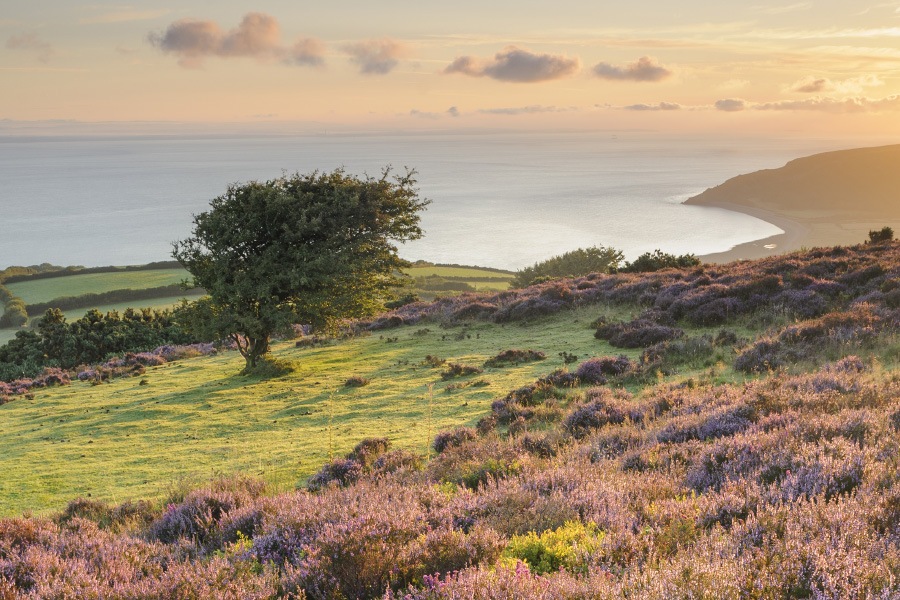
[0,301,733,516]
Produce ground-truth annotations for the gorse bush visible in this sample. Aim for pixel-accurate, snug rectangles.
[618,249,701,273]
[502,520,605,575]
[510,245,624,288]
[0,307,192,382]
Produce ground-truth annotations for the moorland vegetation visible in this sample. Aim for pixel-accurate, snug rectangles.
[4,227,900,597]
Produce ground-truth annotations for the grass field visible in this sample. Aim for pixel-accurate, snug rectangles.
[405,266,513,279]
[5,268,191,305]
[0,302,745,516]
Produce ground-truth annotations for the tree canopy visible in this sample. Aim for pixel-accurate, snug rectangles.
[172,167,429,369]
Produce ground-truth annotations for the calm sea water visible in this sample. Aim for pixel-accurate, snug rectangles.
[0,131,860,271]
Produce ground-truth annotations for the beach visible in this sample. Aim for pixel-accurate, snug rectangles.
[695,200,900,264]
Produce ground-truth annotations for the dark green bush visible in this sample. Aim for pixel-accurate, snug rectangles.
[511,246,623,288]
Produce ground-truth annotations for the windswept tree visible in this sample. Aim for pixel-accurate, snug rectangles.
[172,168,429,370]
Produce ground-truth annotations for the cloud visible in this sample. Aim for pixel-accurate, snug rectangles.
[6,33,55,63]
[148,13,325,68]
[592,56,672,82]
[80,9,170,24]
[477,105,575,115]
[446,106,460,117]
[409,109,440,119]
[623,101,682,111]
[444,46,580,83]
[788,74,884,94]
[342,37,406,74]
[756,95,900,112]
[715,98,749,111]
[711,94,900,113]
[287,38,326,66]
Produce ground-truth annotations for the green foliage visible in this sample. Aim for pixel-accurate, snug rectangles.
[385,292,421,310]
[618,249,702,273]
[0,298,28,329]
[502,520,605,575]
[868,226,894,244]
[510,246,624,288]
[0,307,191,380]
[23,284,203,316]
[172,167,429,369]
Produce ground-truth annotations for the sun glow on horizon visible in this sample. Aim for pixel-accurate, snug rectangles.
[1,1,900,135]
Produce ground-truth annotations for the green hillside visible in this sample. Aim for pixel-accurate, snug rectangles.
[1,303,648,515]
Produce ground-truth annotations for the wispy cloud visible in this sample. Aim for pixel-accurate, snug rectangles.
[623,101,682,111]
[80,9,170,24]
[148,13,325,68]
[444,46,580,83]
[476,105,576,115]
[749,2,813,15]
[592,56,672,82]
[788,74,884,93]
[714,94,900,112]
[756,95,900,112]
[5,33,55,63]
[342,37,407,74]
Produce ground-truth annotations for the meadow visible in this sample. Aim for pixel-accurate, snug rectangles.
[0,302,648,516]
[4,239,900,598]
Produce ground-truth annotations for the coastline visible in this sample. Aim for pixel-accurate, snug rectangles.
[694,199,900,264]
[694,201,812,264]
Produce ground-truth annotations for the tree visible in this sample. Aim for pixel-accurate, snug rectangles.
[172,168,429,370]
[510,246,623,288]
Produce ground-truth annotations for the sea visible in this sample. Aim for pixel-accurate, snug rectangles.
[0,130,872,271]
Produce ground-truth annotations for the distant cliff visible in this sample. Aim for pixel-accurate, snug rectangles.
[685,144,900,217]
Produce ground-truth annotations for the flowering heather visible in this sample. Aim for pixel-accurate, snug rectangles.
[440,363,484,380]
[483,349,546,368]
[8,243,900,597]
[433,427,477,453]
[596,318,684,348]
[574,355,635,383]
[350,240,900,336]
[0,367,70,404]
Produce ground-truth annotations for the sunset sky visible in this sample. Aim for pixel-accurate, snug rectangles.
[3,1,900,133]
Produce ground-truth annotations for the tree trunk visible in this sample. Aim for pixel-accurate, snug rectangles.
[234,334,270,370]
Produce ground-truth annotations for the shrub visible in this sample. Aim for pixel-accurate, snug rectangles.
[441,363,484,380]
[502,520,604,575]
[510,246,623,288]
[563,391,641,438]
[484,349,546,368]
[619,249,701,273]
[595,318,683,348]
[423,354,446,368]
[434,427,477,453]
[574,355,634,383]
[344,376,371,387]
[371,449,424,475]
[868,226,894,243]
[307,458,363,491]
[347,437,390,467]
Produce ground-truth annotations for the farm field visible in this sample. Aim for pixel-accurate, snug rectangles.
[5,268,191,305]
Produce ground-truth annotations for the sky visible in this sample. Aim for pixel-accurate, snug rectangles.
[3,1,900,134]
